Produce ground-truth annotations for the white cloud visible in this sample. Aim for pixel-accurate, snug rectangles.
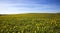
[0,3,59,14]
[0,3,31,14]
[0,0,59,14]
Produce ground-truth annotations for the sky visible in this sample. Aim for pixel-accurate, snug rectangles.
[0,0,60,14]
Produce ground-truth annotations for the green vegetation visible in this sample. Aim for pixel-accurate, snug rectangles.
[0,13,60,33]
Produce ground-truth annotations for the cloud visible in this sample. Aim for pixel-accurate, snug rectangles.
[0,3,59,14]
[0,0,60,14]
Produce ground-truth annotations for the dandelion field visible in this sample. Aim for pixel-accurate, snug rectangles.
[0,13,60,33]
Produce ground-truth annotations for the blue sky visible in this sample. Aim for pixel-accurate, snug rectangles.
[0,0,60,14]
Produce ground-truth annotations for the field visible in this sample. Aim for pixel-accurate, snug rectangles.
[0,13,60,33]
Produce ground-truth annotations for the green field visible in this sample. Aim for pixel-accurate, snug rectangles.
[0,13,60,33]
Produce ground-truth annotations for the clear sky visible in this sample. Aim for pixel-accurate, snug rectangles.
[0,0,60,14]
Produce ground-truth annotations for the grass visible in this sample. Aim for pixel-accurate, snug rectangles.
[0,13,60,33]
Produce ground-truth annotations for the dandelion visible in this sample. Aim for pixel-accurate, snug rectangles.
[18,32,20,33]
[34,31,36,33]
[12,32,14,33]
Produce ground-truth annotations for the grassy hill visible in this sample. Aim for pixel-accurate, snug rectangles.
[0,13,60,33]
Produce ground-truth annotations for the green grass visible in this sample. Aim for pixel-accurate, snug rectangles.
[0,13,60,33]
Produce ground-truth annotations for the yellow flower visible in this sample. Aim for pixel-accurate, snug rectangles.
[34,31,37,33]
[18,32,20,33]
[12,32,14,33]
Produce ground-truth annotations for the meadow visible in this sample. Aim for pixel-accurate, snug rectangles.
[0,13,60,33]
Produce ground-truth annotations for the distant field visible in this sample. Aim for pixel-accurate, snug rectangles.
[0,13,60,33]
